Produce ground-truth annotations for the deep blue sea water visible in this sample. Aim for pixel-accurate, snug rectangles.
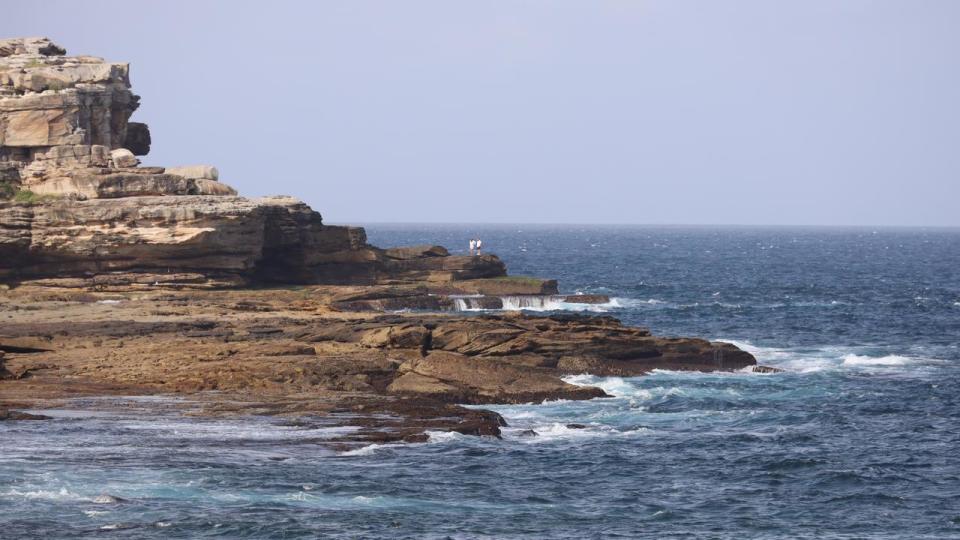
[2,225,959,539]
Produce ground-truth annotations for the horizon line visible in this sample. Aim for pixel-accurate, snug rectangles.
[325,221,960,230]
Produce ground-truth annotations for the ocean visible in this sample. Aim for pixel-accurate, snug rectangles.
[2,225,959,539]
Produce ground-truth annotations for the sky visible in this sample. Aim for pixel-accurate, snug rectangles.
[5,1,960,226]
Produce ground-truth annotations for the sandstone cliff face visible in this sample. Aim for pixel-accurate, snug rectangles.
[0,37,506,288]
[0,194,506,286]
[0,37,134,150]
[0,37,238,199]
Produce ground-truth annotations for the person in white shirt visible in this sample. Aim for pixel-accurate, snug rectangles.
[476,238,482,256]
[469,238,476,255]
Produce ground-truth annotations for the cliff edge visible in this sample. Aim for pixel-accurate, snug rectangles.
[0,37,507,289]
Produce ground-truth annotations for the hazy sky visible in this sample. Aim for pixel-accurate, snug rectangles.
[5,1,959,225]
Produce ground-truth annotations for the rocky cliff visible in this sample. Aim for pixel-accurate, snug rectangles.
[0,37,507,289]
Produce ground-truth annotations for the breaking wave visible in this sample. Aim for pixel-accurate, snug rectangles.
[451,295,623,313]
[841,354,916,366]
[716,339,938,374]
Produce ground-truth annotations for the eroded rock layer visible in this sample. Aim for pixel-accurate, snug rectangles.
[0,38,507,288]
[0,37,765,445]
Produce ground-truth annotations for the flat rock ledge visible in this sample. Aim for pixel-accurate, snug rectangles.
[0,287,758,446]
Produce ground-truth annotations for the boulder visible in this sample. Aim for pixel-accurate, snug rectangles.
[124,122,151,155]
[193,178,237,196]
[165,165,219,181]
[109,149,139,168]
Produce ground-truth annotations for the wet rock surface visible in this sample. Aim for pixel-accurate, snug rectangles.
[0,287,756,444]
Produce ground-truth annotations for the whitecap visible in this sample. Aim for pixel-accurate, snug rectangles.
[563,374,637,398]
[612,298,668,308]
[509,422,651,444]
[453,294,633,313]
[2,487,88,502]
[425,430,467,443]
[83,510,110,517]
[339,443,386,456]
[841,354,914,366]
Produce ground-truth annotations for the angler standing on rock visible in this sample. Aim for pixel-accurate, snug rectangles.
[469,238,477,255]
[476,238,483,255]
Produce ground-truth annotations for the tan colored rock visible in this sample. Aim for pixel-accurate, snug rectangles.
[165,165,219,181]
[391,351,607,403]
[386,372,461,398]
[433,276,559,295]
[0,37,65,57]
[0,193,457,287]
[31,145,110,168]
[109,148,138,168]
[26,172,193,199]
[0,37,139,180]
[193,178,237,196]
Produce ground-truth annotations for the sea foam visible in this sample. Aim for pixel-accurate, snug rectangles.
[841,354,915,366]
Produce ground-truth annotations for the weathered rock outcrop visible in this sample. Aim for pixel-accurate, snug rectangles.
[0,38,765,445]
[0,38,507,289]
[0,287,758,442]
[0,194,506,287]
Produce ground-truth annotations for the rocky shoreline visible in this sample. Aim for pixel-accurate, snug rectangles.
[0,37,764,447]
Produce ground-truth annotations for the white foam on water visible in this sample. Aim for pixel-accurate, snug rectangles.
[715,339,939,374]
[841,354,915,366]
[285,492,316,502]
[425,430,467,443]
[564,374,686,402]
[83,510,110,517]
[499,295,613,312]
[609,297,669,308]
[501,421,651,444]
[564,374,637,398]
[2,487,89,502]
[339,443,387,457]
[452,295,625,313]
[119,419,360,441]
